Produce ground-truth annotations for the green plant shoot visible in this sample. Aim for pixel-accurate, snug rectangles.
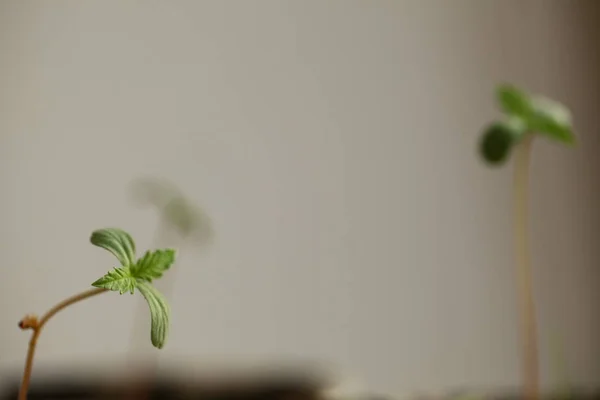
[90,228,175,349]
[18,228,176,400]
[480,84,575,165]
[477,83,575,400]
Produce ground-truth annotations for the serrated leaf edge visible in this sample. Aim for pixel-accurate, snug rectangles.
[91,267,137,295]
[130,248,177,282]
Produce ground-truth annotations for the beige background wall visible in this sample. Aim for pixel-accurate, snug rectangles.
[1,0,599,396]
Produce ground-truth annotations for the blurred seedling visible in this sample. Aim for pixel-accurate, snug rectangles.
[130,176,213,246]
[478,84,575,400]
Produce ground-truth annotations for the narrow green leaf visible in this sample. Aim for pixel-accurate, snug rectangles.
[137,281,170,349]
[131,249,176,282]
[90,228,136,267]
[92,267,137,294]
[496,84,533,118]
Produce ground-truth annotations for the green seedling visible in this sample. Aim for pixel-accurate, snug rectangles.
[17,228,176,400]
[478,84,575,400]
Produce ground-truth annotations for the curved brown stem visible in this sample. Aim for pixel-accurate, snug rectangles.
[18,287,107,400]
[513,134,539,400]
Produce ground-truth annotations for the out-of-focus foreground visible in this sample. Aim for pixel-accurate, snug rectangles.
[0,1,599,398]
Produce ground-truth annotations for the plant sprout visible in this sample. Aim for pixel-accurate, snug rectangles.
[17,228,176,400]
[479,84,575,400]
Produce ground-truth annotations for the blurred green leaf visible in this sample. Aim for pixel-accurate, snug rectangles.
[131,177,211,239]
[479,119,525,165]
[495,84,575,145]
[164,197,198,237]
[497,84,533,118]
[528,96,575,144]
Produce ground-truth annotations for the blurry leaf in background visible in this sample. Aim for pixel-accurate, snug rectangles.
[130,176,181,209]
[129,176,214,247]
